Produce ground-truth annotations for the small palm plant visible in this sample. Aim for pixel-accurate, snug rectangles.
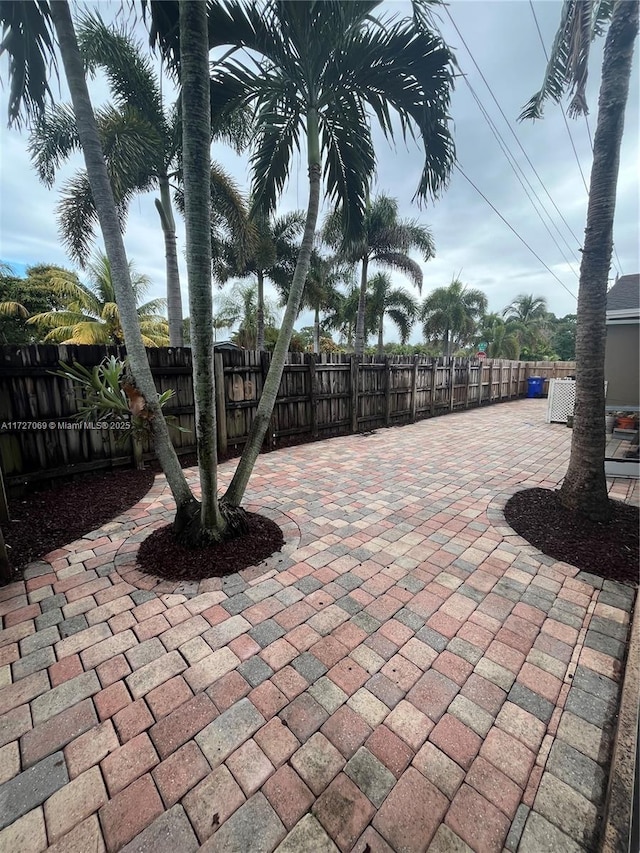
[54,356,187,469]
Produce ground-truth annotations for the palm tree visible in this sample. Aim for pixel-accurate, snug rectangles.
[1,1,197,528]
[215,281,279,349]
[481,316,521,360]
[503,293,548,351]
[197,1,455,507]
[325,282,361,351]
[521,0,638,520]
[303,250,353,356]
[29,12,249,347]
[367,273,419,355]
[326,194,435,357]
[27,252,169,346]
[421,279,488,356]
[277,242,353,355]
[216,210,305,351]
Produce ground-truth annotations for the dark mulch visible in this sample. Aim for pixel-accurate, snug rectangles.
[505,488,639,586]
[4,468,155,575]
[136,512,284,581]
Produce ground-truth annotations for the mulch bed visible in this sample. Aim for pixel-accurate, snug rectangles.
[136,513,284,581]
[504,488,639,586]
[3,468,155,576]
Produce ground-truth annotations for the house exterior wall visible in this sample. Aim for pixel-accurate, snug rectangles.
[605,322,640,409]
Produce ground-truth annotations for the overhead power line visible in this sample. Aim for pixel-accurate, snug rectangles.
[460,72,581,277]
[444,6,584,252]
[455,164,577,301]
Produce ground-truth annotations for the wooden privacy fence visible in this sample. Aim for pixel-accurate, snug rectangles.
[0,345,576,492]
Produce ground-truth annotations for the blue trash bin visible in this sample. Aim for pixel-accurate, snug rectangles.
[527,376,544,398]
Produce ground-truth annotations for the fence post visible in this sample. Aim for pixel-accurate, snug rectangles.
[449,357,455,411]
[308,354,319,439]
[350,355,359,433]
[489,360,495,403]
[410,356,419,422]
[385,358,392,427]
[213,353,227,456]
[465,358,472,409]
[430,359,438,415]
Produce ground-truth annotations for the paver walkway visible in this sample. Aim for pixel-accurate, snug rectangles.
[0,399,637,853]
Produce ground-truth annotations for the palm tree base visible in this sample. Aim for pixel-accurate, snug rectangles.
[172,498,249,547]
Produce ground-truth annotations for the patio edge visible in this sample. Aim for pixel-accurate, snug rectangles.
[599,590,639,853]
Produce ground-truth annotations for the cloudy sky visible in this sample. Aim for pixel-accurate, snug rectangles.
[0,0,638,345]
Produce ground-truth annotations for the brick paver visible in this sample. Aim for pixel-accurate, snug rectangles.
[0,399,636,851]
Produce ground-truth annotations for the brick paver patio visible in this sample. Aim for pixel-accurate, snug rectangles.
[0,398,637,853]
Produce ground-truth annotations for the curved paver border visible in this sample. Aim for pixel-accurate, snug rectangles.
[109,502,302,598]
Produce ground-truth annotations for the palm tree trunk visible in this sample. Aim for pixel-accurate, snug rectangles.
[156,175,183,347]
[49,1,196,529]
[377,314,384,356]
[355,257,369,357]
[179,0,225,540]
[314,306,320,355]
[443,329,450,358]
[256,270,265,352]
[225,107,322,507]
[559,0,638,520]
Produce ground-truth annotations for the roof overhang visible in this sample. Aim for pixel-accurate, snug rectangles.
[606,309,640,324]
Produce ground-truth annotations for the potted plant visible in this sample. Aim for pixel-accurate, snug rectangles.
[615,412,637,430]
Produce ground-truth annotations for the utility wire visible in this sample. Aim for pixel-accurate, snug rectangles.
[455,164,577,301]
[444,6,584,252]
[462,73,581,276]
[528,0,590,195]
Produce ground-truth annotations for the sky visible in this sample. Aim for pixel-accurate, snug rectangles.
[0,0,638,346]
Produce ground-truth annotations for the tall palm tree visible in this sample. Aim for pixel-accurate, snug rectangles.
[326,194,435,357]
[521,0,638,520]
[421,279,488,356]
[27,252,169,346]
[367,273,419,355]
[195,0,455,507]
[324,282,361,351]
[482,316,521,360]
[277,242,353,355]
[1,1,197,528]
[29,11,248,347]
[503,293,548,352]
[215,210,305,351]
[302,250,353,356]
[215,281,279,349]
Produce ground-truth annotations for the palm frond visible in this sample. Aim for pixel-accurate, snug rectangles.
[137,297,167,316]
[56,172,102,267]
[98,104,162,196]
[250,88,303,217]
[0,300,28,318]
[28,102,81,186]
[373,252,424,290]
[333,15,455,201]
[320,93,376,244]
[76,10,167,133]
[519,0,603,120]
[0,0,58,127]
